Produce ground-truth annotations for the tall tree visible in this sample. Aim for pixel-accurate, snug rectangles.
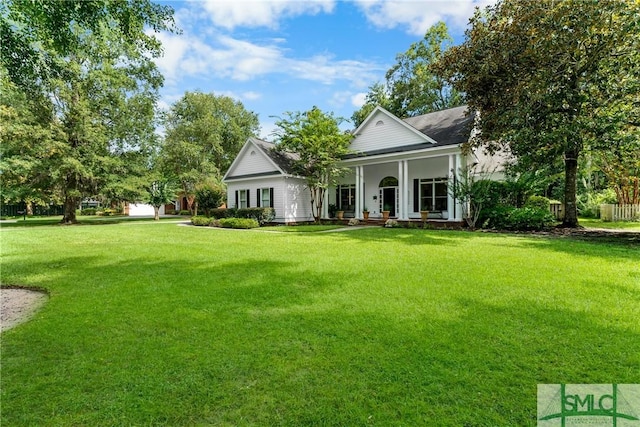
[436,0,640,226]
[273,107,352,222]
[385,21,464,118]
[352,22,463,127]
[160,91,259,213]
[351,82,393,128]
[1,0,176,224]
[146,179,177,221]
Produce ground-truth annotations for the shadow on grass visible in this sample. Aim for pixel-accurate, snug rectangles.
[0,216,181,228]
[2,226,639,425]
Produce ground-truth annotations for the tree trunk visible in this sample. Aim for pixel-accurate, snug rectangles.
[562,152,579,227]
[61,195,78,224]
[154,206,160,221]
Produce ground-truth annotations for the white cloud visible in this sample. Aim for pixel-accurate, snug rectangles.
[199,0,336,30]
[242,91,262,101]
[351,92,367,107]
[354,0,495,36]
[153,31,383,87]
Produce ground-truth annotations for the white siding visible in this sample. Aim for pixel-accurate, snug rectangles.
[283,177,314,223]
[350,110,427,154]
[226,176,313,223]
[227,145,279,178]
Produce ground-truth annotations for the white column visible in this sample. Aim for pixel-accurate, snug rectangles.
[397,161,404,219]
[448,154,455,221]
[359,166,365,218]
[354,166,362,218]
[455,153,464,221]
[404,160,409,220]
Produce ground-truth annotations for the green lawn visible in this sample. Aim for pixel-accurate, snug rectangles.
[578,217,640,231]
[1,223,638,426]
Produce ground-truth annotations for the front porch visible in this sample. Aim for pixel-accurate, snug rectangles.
[324,151,466,222]
[325,217,466,229]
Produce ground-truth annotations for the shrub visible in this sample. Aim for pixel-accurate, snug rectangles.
[191,216,214,226]
[479,205,516,229]
[165,209,176,215]
[219,218,259,229]
[525,195,550,210]
[209,208,235,219]
[480,205,554,231]
[179,210,191,216]
[98,208,118,216]
[234,207,275,225]
[506,207,555,231]
[384,219,400,228]
[81,208,97,216]
[195,181,226,216]
[577,189,617,218]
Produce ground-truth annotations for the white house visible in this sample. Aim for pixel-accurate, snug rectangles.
[224,105,503,223]
[223,137,314,223]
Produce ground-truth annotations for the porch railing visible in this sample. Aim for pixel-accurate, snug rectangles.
[600,204,640,222]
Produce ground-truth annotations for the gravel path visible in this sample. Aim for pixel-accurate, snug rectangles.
[0,288,48,332]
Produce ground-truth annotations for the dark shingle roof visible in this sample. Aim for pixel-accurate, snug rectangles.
[252,138,298,175]
[402,105,473,147]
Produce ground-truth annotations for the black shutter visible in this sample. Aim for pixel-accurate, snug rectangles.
[246,189,250,207]
[269,188,274,208]
[256,189,261,207]
[413,179,419,212]
[235,190,238,208]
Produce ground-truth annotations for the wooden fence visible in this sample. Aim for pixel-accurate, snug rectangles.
[600,204,640,222]
[549,202,564,220]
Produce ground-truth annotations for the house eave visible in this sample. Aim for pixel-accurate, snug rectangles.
[340,142,463,165]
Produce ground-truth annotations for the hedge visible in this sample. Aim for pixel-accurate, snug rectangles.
[219,218,259,229]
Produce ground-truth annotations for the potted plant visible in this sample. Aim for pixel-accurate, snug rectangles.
[337,210,344,220]
[362,207,370,220]
[382,204,391,220]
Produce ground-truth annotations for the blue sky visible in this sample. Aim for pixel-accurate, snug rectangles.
[153,0,493,139]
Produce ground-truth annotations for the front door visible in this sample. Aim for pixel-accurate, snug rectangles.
[380,187,397,217]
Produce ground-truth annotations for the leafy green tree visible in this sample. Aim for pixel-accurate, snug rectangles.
[436,0,640,227]
[195,180,226,217]
[1,0,175,224]
[351,82,393,128]
[160,91,259,213]
[386,21,464,118]
[146,180,177,221]
[352,22,463,127]
[0,74,61,208]
[1,0,176,92]
[273,107,353,222]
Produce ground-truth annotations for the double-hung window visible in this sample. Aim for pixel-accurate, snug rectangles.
[256,188,274,208]
[236,189,249,208]
[416,178,448,211]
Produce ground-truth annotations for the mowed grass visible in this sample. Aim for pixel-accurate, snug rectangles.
[1,223,639,426]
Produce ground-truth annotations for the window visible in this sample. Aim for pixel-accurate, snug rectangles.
[237,189,249,208]
[337,184,356,211]
[418,178,448,211]
[257,188,273,208]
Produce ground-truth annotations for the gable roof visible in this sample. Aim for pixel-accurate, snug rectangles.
[223,137,298,181]
[352,105,437,144]
[251,138,298,174]
[344,105,473,159]
[402,105,473,147]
